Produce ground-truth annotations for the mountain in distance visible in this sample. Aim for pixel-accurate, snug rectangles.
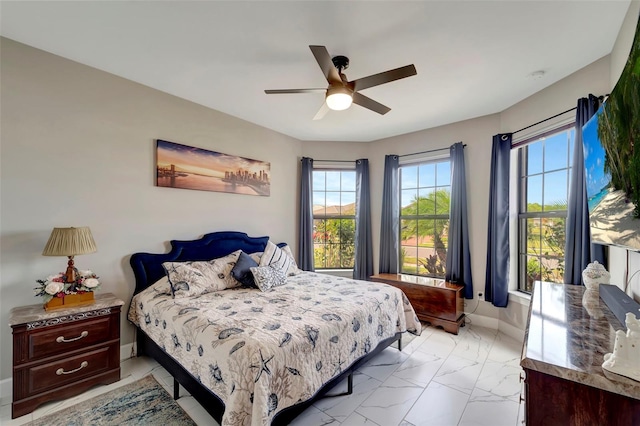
[313,203,356,215]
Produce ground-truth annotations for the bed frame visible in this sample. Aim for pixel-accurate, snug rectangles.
[129,231,401,425]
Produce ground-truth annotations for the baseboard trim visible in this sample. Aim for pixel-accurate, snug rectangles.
[498,320,526,343]
[0,377,10,405]
[121,342,135,361]
[0,342,136,404]
[464,313,499,330]
[463,312,525,343]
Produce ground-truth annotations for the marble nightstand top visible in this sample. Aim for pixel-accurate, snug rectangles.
[9,293,124,326]
[521,281,640,400]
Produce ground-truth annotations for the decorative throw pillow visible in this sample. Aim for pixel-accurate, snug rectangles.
[250,265,287,292]
[259,241,298,277]
[163,250,241,298]
[231,251,259,287]
[280,245,301,275]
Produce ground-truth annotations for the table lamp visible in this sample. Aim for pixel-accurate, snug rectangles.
[42,227,97,283]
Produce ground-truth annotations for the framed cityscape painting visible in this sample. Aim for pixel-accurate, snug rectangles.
[155,139,270,196]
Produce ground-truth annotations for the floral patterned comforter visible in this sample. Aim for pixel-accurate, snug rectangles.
[128,272,421,426]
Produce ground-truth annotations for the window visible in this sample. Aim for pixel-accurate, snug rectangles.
[517,126,575,292]
[399,159,451,277]
[312,170,356,269]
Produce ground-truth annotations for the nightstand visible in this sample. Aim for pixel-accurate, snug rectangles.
[10,293,123,419]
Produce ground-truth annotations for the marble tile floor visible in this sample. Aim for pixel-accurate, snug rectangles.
[0,323,526,426]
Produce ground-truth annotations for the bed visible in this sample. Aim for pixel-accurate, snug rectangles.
[128,231,421,425]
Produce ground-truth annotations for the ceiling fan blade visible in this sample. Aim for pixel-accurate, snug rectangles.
[309,45,341,84]
[313,102,330,121]
[352,92,391,115]
[352,64,417,91]
[265,88,326,94]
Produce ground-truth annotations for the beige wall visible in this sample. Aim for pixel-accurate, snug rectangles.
[300,140,370,162]
[610,1,640,88]
[0,38,302,380]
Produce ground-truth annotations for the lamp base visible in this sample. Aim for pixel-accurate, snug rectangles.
[44,292,94,311]
[65,256,76,283]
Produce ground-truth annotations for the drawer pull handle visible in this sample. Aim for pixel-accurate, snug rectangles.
[56,331,88,343]
[56,361,88,375]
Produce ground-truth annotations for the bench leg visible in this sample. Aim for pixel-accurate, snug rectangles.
[174,377,180,400]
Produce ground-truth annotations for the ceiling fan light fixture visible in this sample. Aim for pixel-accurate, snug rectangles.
[325,86,353,111]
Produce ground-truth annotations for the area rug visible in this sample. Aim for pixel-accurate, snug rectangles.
[26,375,197,426]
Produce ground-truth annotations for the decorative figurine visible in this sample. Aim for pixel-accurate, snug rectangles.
[602,312,640,382]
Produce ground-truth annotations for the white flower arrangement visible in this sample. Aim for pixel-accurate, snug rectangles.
[34,269,100,303]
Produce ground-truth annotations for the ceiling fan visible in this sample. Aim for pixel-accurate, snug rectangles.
[265,45,417,120]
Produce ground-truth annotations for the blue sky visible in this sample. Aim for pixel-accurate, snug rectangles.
[525,129,575,209]
[582,106,610,199]
[400,161,450,207]
[313,171,356,208]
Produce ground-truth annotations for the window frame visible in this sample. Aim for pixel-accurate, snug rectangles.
[311,167,357,270]
[516,123,575,293]
[398,157,451,278]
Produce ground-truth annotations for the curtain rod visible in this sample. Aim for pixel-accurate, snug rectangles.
[306,142,467,162]
[399,143,465,158]
[512,94,606,136]
[512,106,577,135]
[305,159,356,163]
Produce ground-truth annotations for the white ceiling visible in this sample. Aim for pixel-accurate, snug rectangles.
[0,1,631,142]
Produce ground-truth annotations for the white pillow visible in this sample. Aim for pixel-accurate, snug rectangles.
[281,245,301,275]
[250,265,287,292]
[163,250,241,298]
[259,241,299,276]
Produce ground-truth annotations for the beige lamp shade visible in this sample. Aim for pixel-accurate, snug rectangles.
[42,227,97,256]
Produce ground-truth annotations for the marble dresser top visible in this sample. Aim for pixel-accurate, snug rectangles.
[521,281,640,400]
[9,293,124,326]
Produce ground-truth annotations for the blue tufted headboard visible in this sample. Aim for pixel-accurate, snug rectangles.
[130,231,276,295]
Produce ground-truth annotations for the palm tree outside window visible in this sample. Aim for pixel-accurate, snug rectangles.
[399,159,451,277]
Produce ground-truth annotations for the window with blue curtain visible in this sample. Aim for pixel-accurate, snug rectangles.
[398,158,451,277]
[312,169,357,269]
[516,126,575,293]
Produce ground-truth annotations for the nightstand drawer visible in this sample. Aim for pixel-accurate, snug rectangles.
[25,344,118,396]
[28,316,112,360]
[11,293,124,419]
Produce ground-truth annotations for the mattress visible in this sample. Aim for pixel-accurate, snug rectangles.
[128,271,421,426]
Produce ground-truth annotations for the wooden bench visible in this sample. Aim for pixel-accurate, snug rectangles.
[370,273,465,334]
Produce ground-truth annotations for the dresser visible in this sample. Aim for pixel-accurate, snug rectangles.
[521,282,640,425]
[370,273,465,334]
[10,293,123,419]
